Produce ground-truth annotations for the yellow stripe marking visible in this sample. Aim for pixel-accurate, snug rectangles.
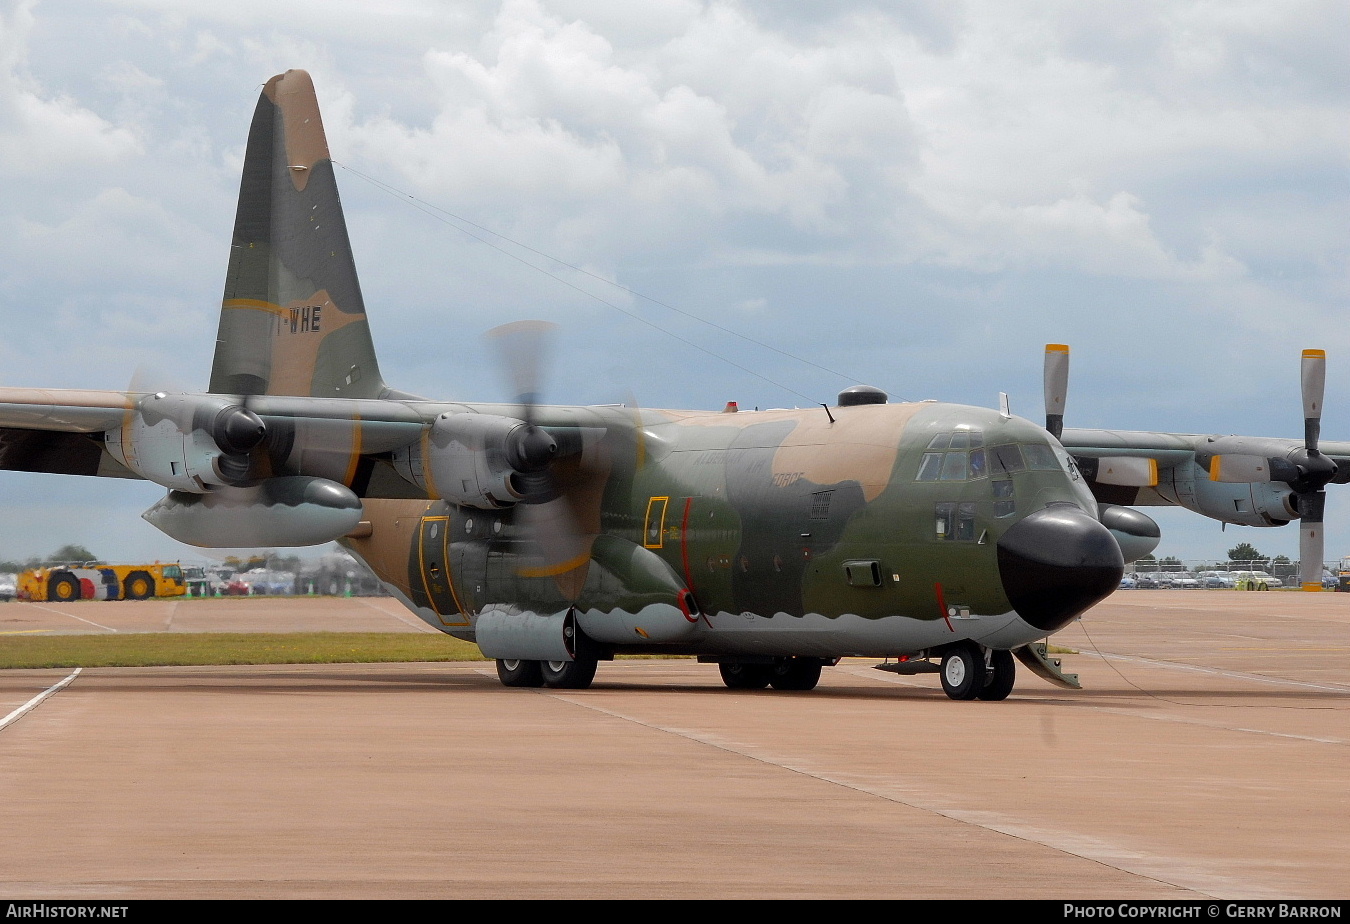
[1045,343,1070,353]
[343,412,363,487]
[222,298,288,316]
[1302,349,1326,359]
[518,551,591,579]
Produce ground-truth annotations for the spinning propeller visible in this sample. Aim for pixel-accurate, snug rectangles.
[487,321,590,577]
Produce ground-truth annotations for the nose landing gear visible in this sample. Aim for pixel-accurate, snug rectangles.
[939,642,1016,701]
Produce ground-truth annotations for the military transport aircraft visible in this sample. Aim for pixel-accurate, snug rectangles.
[1,70,1346,700]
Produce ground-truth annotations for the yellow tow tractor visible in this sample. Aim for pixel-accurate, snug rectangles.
[17,562,187,602]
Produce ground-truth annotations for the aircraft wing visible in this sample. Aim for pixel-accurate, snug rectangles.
[0,387,430,484]
[1061,428,1350,508]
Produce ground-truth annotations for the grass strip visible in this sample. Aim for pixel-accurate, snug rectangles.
[0,632,487,669]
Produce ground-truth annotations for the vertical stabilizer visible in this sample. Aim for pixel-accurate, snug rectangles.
[210,70,388,399]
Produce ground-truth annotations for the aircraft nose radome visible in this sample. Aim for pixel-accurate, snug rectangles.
[997,504,1124,633]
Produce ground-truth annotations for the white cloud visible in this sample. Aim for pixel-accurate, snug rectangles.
[0,1,141,174]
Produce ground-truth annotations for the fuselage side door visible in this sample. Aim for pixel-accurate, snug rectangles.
[417,514,471,627]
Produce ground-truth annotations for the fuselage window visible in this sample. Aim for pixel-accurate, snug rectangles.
[939,451,968,481]
[993,479,1015,518]
[1023,443,1061,471]
[916,453,944,481]
[935,502,978,540]
[990,444,1025,474]
[968,448,987,479]
[644,496,669,548]
[918,431,986,482]
[955,503,977,540]
[935,502,954,539]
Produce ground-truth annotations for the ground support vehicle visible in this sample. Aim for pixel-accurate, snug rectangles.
[17,563,187,602]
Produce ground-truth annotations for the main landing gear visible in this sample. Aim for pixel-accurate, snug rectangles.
[938,642,1016,701]
[495,655,599,690]
[717,657,825,692]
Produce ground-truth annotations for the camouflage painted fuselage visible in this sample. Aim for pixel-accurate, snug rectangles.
[346,399,1106,659]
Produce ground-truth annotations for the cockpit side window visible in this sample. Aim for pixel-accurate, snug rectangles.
[917,430,986,482]
[1023,443,1060,471]
[990,444,1025,474]
[916,453,944,481]
[939,451,968,481]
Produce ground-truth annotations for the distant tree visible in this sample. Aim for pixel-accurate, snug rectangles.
[1227,542,1269,567]
[47,544,98,564]
[1160,556,1183,572]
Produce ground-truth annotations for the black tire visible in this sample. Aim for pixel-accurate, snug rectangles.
[48,572,81,602]
[496,658,545,688]
[719,661,772,690]
[541,657,598,690]
[768,657,823,691]
[977,648,1016,701]
[940,643,983,700]
[123,571,154,600]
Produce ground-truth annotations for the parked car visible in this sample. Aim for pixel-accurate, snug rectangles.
[1169,572,1201,589]
[1197,571,1236,589]
[1119,575,1137,589]
[0,573,15,601]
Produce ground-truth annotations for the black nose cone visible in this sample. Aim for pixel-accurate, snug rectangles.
[997,504,1124,633]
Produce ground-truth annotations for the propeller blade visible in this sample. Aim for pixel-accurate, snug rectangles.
[487,320,591,580]
[1298,490,1327,591]
[1043,343,1069,440]
[1301,349,1325,454]
[1296,349,1331,590]
[487,320,557,419]
[515,494,592,578]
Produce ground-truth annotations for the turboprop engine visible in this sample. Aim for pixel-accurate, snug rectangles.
[105,393,266,492]
[390,412,558,509]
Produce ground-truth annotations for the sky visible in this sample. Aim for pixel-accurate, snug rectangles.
[0,0,1346,566]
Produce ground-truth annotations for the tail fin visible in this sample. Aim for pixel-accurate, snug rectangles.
[210,69,388,399]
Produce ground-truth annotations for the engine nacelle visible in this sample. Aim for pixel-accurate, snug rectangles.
[142,476,362,547]
[1155,461,1297,526]
[392,413,555,509]
[105,394,265,492]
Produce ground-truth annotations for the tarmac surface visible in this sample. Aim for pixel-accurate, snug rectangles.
[0,590,1346,899]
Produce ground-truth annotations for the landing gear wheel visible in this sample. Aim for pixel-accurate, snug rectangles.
[719,661,772,690]
[768,657,823,691]
[541,657,598,690]
[940,643,982,700]
[123,571,154,600]
[977,648,1016,701]
[48,573,80,602]
[496,658,544,688]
